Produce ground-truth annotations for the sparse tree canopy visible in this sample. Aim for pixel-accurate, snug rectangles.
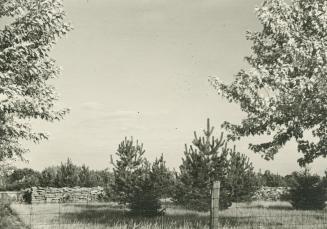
[210,0,327,166]
[0,0,71,161]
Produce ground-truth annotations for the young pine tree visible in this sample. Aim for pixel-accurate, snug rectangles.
[111,137,146,205]
[288,169,326,210]
[226,150,258,202]
[112,137,171,216]
[55,158,80,188]
[174,119,230,211]
[150,154,175,198]
[175,119,258,211]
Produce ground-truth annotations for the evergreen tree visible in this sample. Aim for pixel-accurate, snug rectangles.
[226,150,258,202]
[128,160,162,216]
[55,158,80,187]
[79,165,92,187]
[40,166,58,187]
[258,170,287,187]
[111,137,146,205]
[150,154,175,198]
[112,138,172,216]
[174,119,229,211]
[288,169,327,210]
[175,119,257,211]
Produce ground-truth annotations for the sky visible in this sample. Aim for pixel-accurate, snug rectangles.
[14,0,326,175]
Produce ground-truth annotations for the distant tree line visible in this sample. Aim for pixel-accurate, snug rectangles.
[0,159,113,191]
[2,160,304,192]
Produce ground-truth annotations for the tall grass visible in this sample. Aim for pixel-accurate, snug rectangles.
[10,201,327,229]
[0,199,26,229]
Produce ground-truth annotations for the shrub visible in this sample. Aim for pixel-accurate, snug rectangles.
[22,189,32,204]
[288,169,326,210]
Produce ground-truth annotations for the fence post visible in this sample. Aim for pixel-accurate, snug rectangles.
[59,200,61,229]
[29,203,33,229]
[211,181,220,229]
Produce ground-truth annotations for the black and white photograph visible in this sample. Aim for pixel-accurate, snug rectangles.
[1,0,327,228]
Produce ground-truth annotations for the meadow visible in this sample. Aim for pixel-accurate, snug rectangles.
[10,201,327,229]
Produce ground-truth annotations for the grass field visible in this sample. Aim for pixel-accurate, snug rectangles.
[10,201,327,229]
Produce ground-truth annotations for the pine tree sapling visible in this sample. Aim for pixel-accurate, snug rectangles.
[288,169,327,210]
[128,161,162,216]
[112,137,172,216]
[150,154,175,198]
[227,150,258,202]
[111,137,146,205]
[175,119,228,211]
[175,119,258,211]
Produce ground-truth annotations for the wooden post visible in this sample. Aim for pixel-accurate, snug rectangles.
[211,181,220,229]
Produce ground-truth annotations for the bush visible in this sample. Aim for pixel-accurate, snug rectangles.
[22,189,32,204]
[288,170,326,210]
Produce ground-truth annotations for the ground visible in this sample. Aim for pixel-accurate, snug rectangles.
[9,201,327,229]
[0,202,26,229]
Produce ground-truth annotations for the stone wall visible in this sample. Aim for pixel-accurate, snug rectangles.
[25,186,105,204]
[251,186,290,201]
[0,191,23,202]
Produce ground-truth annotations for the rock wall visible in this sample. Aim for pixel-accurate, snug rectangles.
[251,186,290,201]
[25,186,105,204]
[0,191,23,202]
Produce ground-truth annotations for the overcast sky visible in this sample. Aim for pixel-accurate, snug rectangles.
[16,0,326,175]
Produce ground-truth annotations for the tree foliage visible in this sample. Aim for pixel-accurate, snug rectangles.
[257,170,287,187]
[55,158,80,187]
[174,119,258,211]
[5,168,41,190]
[0,159,114,191]
[39,166,58,187]
[287,169,327,210]
[0,162,15,190]
[112,137,147,205]
[226,150,259,202]
[210,0,327,166]
[112,138,173,216]
[0,0,71,162]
